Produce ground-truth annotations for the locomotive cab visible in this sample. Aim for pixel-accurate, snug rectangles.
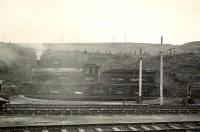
[83,64,100,82]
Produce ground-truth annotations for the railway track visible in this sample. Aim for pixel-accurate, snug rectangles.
[6,104,200,109]
[1,104,200,115]
[1,121,200,132]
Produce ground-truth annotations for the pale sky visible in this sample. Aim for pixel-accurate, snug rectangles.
[0,0,200,45]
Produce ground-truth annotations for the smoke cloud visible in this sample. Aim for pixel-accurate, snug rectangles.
[34,44,47,61]
[16,43,47,61]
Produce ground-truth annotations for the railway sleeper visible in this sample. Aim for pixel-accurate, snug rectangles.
[0,122,200,132]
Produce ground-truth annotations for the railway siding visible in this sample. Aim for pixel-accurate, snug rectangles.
[1,104,200,115]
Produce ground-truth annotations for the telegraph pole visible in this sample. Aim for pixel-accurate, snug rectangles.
[160,36,164,105]
[138,48,143,104]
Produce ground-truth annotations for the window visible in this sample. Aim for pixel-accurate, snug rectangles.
[85,68,90,74]
[85,76,94,81]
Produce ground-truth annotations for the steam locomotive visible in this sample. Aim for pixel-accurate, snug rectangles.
[23,63,158,100]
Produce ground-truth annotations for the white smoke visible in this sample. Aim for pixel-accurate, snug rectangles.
[35,44,46,61]
[16,43,47,61]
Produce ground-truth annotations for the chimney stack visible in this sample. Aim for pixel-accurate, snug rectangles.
[36,60,41,68]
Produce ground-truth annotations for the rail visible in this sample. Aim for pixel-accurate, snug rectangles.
[1,104,200,115]
[1,121,199,131]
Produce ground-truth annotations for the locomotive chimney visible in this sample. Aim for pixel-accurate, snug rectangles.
[36,60,41,68]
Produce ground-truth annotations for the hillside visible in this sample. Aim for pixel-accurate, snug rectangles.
[143,52,200,96]
[44,42,176,55]
[176,41,200,53]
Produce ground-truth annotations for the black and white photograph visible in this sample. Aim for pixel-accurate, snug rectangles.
[0,0,200,131]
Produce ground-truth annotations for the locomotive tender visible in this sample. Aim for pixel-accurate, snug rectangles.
[23,63,158,100]
[99,69,157,97]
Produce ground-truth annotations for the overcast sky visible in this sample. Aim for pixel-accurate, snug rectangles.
[0,0,200,45]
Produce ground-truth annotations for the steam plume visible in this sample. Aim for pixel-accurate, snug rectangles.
[16,43,47,61]
[35,44,46,61]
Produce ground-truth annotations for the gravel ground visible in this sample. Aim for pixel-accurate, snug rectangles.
[2,95,199,127]
[10,95,181,105]
[0,114,200,127]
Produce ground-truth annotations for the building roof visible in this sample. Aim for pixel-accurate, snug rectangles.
[103,69,155,73]
[32,68,83,73]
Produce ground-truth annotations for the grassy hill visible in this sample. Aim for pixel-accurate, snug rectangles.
[44,42,176,56]
[176,41,200,54]
[143,52,200,96]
